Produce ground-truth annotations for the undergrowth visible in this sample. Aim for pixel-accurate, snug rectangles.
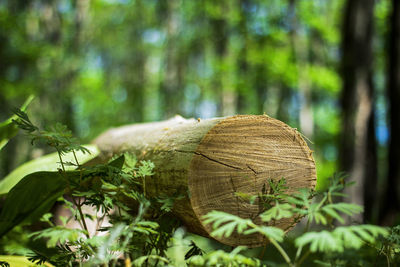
[0,109,398,266]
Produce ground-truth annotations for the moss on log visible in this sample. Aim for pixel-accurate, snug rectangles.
[93,115,316,247]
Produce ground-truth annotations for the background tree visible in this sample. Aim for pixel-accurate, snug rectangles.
[339,0,377,222]
[0,0,396,225]
[382,0,400,224]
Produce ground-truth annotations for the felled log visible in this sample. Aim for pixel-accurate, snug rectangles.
[93,115,317,247]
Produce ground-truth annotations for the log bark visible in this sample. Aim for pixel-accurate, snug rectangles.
[93,115,316,247]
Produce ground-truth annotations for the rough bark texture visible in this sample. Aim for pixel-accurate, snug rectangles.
[93,115,317,247]
[339,0,376,222]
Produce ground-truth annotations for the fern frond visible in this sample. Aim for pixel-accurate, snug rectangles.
[188,247,260,267]
[203,211,252,238]
[244,226,284,242]
[260,202,294,222]
[295,224,389,253]
[322,203,363,224]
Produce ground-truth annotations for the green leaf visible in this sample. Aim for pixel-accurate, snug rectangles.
[326,203,363,216]
[244,226,284,242]
[260,202,294,222]
[0,95,34,151]
[108,154,125,169]
[202,211,252,238]
[0,171,67,237]
[137,160,155,177]
[295,225,389,253]
[30,226,86,248]
[0,255,53,267]
[192,248,260,267]
[321,203,363,224]
[0,145,99,195]
[133,255,169,267]
[295,230,343,252]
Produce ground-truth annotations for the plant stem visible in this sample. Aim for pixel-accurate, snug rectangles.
[258,243,267,259]
[269,238,293,267]
[295,246,303,261]
[57,150,66,172]
[315,195,327,211]
[248,221,292,265]
[296,249,310,266]
[72,150,80,167]
[73,196,90,238]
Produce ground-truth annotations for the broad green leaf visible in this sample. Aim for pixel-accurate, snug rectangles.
[0,145,99,195]
[0,95,34,151]
[0,255,53,267]
[108,154,125,169]
[0,171,69,237]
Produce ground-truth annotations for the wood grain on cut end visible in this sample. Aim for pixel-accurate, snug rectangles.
[188,115,317,247]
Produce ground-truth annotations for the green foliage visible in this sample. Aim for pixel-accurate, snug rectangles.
[0,172,66,237]
[203,211,253,238]
[0,95,33,151]
[295,225,388,253]
[0,255,50,267]
[12,109,89,157]
[0,111,398,266]
[202,176,392,266]
[29,226,86,248]
[0,111,186,266]
[0,145,99,195]
[188,246,260,267]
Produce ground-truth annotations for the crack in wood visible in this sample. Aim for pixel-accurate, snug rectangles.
[193,152,244,170]
[175,149,244,170]
[247,164,258,174]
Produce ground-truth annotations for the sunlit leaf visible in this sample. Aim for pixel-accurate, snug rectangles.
[0,145,99,195]
[0,95,34,151]
[0,255,53,267]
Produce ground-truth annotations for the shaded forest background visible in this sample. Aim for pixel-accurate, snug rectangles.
[0,0,399,226]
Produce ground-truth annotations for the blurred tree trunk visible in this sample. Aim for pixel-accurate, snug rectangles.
[381,0,400,225]
[276,86,291,123]
[288,0,313,138]
[39,0,89,132]
[210,10,229,116]
[160,0,184,118]
[126,0,146,122]
[236,0,249,114]
[339,0,376,222]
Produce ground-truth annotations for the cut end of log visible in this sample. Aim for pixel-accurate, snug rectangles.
[188,115,316,247]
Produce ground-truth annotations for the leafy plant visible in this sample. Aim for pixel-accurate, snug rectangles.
[0,109,181,266]
[203,176,391,266]
[0,109,398,266]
